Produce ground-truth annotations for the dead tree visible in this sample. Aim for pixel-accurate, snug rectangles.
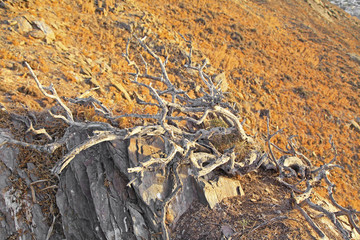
[264,116,360,240]
[0,34,359,239]
[0,35,263,240]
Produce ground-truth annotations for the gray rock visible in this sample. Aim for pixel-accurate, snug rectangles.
[12,16,33,34]
[213,72,228,92]
[56,126,136,240]
[0,129,19,171]
[128,205,150,240]
[29,29,46,39]
[55,126,246,239]
[330,0,360,18]
[33,20,56,43]
[116,20,135,33]
[0,129,58,239]
[348,53,360,64]
[196,176,244,209]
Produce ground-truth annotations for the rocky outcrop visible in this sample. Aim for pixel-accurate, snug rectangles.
[0,129,62,240]
[55,127,245,239]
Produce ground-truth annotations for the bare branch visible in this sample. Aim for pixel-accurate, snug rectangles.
[306,199,350,239]
[294,203,326,239]
[52,130,123,174]
[24,61,74,123]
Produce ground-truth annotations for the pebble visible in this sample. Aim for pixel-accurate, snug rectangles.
[12,16,33,34]
[33,20,56,43]
[29,29,46,39]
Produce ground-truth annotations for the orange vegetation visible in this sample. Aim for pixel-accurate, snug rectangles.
[0,0,359,210]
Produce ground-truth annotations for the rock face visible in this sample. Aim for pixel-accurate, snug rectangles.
[56,126,135,240]
[0,129,62,240]
[55,127,244,239]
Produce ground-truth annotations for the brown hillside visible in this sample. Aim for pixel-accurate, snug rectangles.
[0,0,360,238]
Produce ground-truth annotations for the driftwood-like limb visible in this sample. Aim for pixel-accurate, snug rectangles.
[11,113,52,141]
[194,148,236,177]
[67,96,113,118]
[26,121,53,141]
[52,130,123,174]
[265,115,360,239]
[121,34,252,142]
[0,131,67,153]
[233,152,267,175]
[292,181,312,204]
[213,105,252,142]
[178,33,193,67]
[306,199,350,239]
[45,215,56,240]
[136,36,173,88]
[265,116,282,172]
[324,174,360,235]
[24,61,74,123]
[127,140,183,173]
[295,203,326,239]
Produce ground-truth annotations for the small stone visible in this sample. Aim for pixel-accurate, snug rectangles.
[213,72,228,92]
[80,66,92,76]
[55,41,68,51]
[32,20,55,43]
[350,120,360,133]
[13,16,33,34]
[221,225,234,238]
[230,31,244,42]
[116,20,134,33]
[356,117,360,124]
[0,1,15,10]
[348,53,360,65]
[88,78,101,88]
[29,29,46,39]
[85,57,93,65]
[0,103,6,112]
[7,19,17,26]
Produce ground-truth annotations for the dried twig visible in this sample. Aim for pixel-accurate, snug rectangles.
[295,203,326,238]
[24,61,74,124]
[266,115,359,239]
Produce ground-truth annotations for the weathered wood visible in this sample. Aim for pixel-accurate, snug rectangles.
[1,36,358,240]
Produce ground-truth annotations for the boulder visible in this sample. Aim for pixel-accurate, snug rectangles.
[55,127,246,239]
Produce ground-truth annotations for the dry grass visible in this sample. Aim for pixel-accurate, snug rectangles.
[0,0,359,237]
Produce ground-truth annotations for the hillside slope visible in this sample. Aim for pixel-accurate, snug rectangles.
[0,0,360,238]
